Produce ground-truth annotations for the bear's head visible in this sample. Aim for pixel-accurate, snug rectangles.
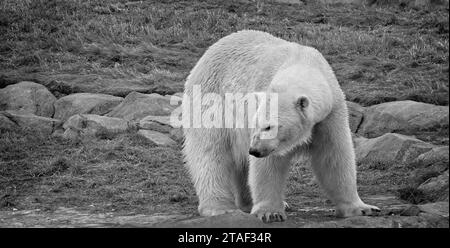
[249,65,332,158]
[249,91,315,158]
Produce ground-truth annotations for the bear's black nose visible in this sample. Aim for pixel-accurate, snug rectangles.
[249,148,262,157]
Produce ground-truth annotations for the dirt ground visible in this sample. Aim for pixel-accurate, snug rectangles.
[0,126,446,227]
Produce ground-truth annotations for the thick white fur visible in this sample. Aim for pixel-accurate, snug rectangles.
[182,30,379,221]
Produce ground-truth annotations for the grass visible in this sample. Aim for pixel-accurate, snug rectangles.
[0,127,418,216]
[0,0,448,105]
[0,128,197,214]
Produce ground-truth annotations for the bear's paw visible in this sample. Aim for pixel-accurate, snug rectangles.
[251,205,287,223]
[335,202,381,218]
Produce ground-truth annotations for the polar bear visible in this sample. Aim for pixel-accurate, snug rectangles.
[181,30,379,223]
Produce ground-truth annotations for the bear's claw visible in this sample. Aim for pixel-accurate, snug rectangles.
[335,203,381,218]
[361,206,381,216]
[253,210,287,223]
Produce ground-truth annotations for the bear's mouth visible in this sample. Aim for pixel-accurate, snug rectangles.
[249,148,274,158]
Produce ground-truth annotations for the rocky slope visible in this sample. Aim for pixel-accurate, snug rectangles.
[0,81,448,227]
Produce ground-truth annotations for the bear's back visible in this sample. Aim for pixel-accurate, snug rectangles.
[185,30,297,94]
[213,30,284,50]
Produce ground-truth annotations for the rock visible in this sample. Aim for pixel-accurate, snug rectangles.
[169,193,188,203]
[363,194,406,208]
[417,212,449,227]
[164,94,182,103]
[357,100,449,138]
[173,92,184,98]
[107,92,179,121]
[138,115,183,143]
[399,205,422,216]
[346,101,364,133]
[0,207,190,227]
[303,214,449,228]
[0,81,56,117]
[139,115,173,133]
[137,130,176,146]
[418,201,449,218]
[164,211,291,228]
[169,128,184,142]
[352,135,368,148]
[51,129,65,138]
[63,114,135,140]
[0,207,293,228]
[409,146,448,186]
[303,216,395,228]
[0,111,61,135]
[40,72,185,97]
[54,93,123,122]
[0,205,447,228]
[0,113,17,130]
[412,146,449,167]
[410,163,448,187]
[355,133,435,165]
[409,147,449,187]
[418,170,449,200]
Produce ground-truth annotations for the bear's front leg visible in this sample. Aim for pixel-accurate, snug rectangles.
[249,155,292,223]
[309,106,380,218]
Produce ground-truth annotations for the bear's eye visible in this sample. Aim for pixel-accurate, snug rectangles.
[263,125,272,131]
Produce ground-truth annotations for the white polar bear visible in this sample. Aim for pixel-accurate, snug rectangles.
[181,30,379,223]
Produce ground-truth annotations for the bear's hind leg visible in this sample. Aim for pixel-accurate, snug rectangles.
[184,135,239,216]
[309,107,380,217]
[234,165,253,213]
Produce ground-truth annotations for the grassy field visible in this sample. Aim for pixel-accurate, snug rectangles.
[0,0,448,219]
[0,129,197,214]
[0,127,421,218]
[0,0,448,105]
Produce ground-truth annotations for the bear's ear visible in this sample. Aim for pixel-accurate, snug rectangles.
[295,96,309,110]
